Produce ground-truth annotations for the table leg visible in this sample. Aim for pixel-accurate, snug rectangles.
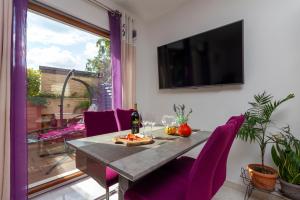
[118,176,132,200]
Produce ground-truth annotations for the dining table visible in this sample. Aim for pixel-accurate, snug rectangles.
[67,127,211,200]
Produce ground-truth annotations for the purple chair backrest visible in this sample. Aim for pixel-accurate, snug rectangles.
[84,111,119,137]
[226,115,245,133]
[115,108,135,131]
[185,120,238,200]
[212,115,245,196]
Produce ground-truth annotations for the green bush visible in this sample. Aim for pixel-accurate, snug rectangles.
[73,101,91,113]
[27,68,41,96]
[27,96,48,107]
[38,92,61,98]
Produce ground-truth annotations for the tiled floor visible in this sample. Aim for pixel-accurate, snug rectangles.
[30,178,117,200]
[30,177,289,200]
[28,141,77,184]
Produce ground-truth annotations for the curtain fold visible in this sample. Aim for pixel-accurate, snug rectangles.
[108,11,122,109]
[0,0,13,199]
[10,0,28,199]
[121,13,136,109]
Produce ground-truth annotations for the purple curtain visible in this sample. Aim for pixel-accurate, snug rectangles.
[108,11,122,109]
[11,0,28,199]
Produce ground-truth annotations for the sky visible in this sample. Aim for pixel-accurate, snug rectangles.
[27,11,100,71]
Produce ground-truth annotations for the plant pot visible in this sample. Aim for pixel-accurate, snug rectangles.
[248,163,278,191]
[279,178,300,200]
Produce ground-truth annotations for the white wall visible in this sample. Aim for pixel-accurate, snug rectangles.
[136,0,300,183]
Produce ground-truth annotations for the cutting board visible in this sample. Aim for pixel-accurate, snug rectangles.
[113,135,154,147]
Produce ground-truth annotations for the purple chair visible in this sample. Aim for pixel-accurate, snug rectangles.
[84,111,119,137]
[115,108,135,131]
[212,115,245,194]
[84,111,119,200]
[124,115,244,200]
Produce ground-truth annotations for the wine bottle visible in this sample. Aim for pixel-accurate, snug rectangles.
[131,103,140,134]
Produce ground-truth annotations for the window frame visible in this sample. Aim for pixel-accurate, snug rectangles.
[28,1,110,39]
[27,1,109,195]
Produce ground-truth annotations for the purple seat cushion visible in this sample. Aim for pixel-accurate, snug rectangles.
[106,167,119,186]
[125,166,189,200]
[84,111,118,137]
[115,108,135,131]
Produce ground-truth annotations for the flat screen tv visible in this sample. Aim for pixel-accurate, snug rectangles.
[157,20,244,89]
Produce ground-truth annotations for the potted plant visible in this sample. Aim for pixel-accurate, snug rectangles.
[238,92,295,191]
[173,104,192,137]
[271,127,300,199]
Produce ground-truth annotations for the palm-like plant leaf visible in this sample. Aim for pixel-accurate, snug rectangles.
[262,94,295,121]
[253,91,273,105]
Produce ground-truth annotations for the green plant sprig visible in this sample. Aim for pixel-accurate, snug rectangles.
[173,104,192,124]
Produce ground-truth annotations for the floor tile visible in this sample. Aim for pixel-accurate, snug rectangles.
[30,177,288,200]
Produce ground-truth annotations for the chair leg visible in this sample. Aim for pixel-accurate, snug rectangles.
[106,187,109,200]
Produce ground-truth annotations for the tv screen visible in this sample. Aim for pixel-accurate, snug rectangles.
[157,20,244,89]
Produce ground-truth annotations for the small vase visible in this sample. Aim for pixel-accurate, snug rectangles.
[178,123,192,137]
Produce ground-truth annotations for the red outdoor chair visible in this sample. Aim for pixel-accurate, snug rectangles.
[124,115,244,200]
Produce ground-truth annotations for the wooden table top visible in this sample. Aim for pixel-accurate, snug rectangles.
[67,127,211,181]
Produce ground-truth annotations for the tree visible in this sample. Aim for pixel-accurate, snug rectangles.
[27,68,48,106]
[27,68,41,96]
[85,37,111,83]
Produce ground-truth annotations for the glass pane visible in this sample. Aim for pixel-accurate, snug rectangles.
[27,11,111,186]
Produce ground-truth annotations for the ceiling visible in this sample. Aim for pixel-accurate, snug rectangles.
[110,0,191,22]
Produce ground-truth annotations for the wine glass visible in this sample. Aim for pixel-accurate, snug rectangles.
[161,115,176,127]
[150,121,156,132]
[142,120,148,135]
[146,121,155,138]
[161,115,168,127]
[140,113,147,135]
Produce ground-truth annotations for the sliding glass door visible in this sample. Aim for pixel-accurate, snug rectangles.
[26,7,111,188]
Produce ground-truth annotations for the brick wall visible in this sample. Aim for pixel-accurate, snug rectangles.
[27,102,42,132]
[38,67,112,113]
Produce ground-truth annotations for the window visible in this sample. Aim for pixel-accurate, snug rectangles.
[27,2,111,191]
